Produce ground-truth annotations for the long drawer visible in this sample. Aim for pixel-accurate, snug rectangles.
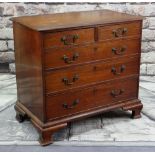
[45,56,139,94]
[44,38,140,70]
[98,21,141,41]
[46,76,138,121]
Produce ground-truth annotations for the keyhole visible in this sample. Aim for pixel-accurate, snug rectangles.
[93,66,97,71]
[93,87,97,94]
[94,47,98,51]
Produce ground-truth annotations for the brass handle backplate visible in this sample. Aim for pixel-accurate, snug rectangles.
[112,28,128,38]
[111,65,126,75]
[111,89,125,97]
[62,74,79,85]
[62,99,80,109]
[61,34,79,45]
[112,46,127,55]
[62,52,79,64]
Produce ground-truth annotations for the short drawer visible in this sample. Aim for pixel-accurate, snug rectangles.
[45,56,139,94]
[98,22,141,41]
[46,76,138,121]
[44,38,140,69]
[43,28,94,49]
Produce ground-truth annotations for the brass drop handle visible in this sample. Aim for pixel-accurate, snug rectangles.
[112,46,127,55]
[62,53,79,64]
[112,28,128,37]
[62,74,79,85]
[62,99,80,109]
[111,89,125,97]
[61,34,79,45]
[111,65,126,75]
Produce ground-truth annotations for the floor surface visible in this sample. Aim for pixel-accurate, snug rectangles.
[1,145,155,152]
[0,74,155,151]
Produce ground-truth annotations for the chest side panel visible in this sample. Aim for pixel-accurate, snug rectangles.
[13,22,45,122]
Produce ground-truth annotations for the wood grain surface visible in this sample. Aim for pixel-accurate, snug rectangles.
[13,10,143,146]
[44,37,140,70]
[46,76,138,121]
[11,10,143,31]
[45,56,139,94]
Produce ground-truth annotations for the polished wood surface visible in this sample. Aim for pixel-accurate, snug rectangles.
[43,28,94,48]
[98,21,141,41]
[13,10,143,146]
[45,56,139,94]
[46,76,138,121]
[13,22,45,122]
[11,10,143,31]
[44,37,140,69]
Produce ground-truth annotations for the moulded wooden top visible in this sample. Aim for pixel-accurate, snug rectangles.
[11,9,144,31]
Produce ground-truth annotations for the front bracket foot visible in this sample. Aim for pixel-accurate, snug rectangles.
[39,130,53,146]
[131,108,142,119]
[122,99,143,119]
[34,123,67,146]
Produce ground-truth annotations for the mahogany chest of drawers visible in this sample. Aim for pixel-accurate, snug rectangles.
[12,10,144,145]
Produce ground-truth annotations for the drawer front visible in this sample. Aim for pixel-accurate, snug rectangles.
[45,56,139,93]
[44,38,140,69]
[46,76,138,121]
[44,44,94,69]
[43,28,94,49]
[98,22,141,41]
